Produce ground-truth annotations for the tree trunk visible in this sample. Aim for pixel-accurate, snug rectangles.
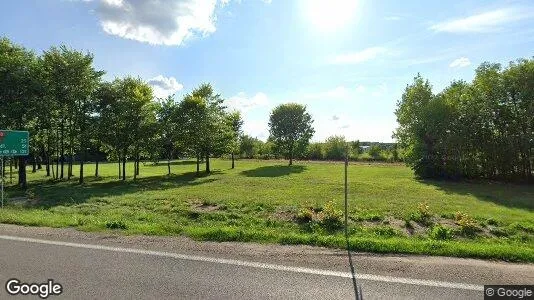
[51,157,56,180]
[205,154,210,174]
[79,160,84,184]
[9,158,13,184]
[32,155,36,173]
[167,158,171,175]
[231,153,235,169]
[18,156,26,189]
[136,157,140,176]
[289,146,293,166]
[118,155,121,180]
[122,153,126,181]
[196,154,200,176]
[60,124,64,179]
[46,155,50,177]
[95,160,99,177]
[133,158,137,180]
[68,157,73,179]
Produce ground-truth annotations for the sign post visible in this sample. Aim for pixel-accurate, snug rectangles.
[0,130,30,208]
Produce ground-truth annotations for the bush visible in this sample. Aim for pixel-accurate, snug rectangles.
[323,136,347,160]
[429,224,453,240]
[306,143,325,160]
[372,226,400,237]
[317,200,343,231]
[455,212,478,236]
[296,207,314,223]
[105,220,127,230]
[486,218,499,226]
[409,201,433,226]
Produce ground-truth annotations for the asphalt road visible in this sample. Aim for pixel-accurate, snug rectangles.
[0,225,532,299]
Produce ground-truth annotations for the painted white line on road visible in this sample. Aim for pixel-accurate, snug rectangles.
[0,234,483,291]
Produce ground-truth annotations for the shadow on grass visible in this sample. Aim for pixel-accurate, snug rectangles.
[17,171,220,209]
[240,165,307,177]
[420,179,534,211]
[145,160,197,167]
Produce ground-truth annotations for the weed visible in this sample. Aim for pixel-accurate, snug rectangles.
[429,224,453,241]
[455,212,478,236]
[317,200,343,231]
[372,226,400,237]
[295,207,314,223]
[105,220,127,230]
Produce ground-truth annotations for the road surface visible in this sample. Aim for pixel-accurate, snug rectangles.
[0,224,532,299]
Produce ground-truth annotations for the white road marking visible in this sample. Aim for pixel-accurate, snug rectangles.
[0,234,483,291]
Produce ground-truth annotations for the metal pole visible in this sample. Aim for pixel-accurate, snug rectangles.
[1,156,4,209]
[345,149,349,238]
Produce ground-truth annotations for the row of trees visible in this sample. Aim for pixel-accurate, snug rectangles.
[395,58,534,182]
[239,135,401,162]
[0,38,244,187]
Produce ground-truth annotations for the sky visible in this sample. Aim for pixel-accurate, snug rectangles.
[1,0,534,142]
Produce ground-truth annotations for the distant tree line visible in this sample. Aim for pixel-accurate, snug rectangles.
[395,59,534,182]
[238,135,401,162]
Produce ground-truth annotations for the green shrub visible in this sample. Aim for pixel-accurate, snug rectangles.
[296,207,314,223]
[429,224,453,241]
[372,226,400,237]
[455,212,478,236]
[105,220,127,230]
[486,218,499,226]
[317,200,343,231]
[409,202,433,226]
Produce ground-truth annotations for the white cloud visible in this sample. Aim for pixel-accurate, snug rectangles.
[430,7,531,33]
[148,75,184,98]
[449,57,471,68]
[331,47,387,64]
[384,16,402,21]
[97,0,221,46]
[226,92,269,112]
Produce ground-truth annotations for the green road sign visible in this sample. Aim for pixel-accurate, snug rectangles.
[0,130,29,156]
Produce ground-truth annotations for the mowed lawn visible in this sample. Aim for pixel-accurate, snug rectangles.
[1,159,533,262]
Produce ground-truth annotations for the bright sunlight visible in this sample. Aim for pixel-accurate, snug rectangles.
[302,0,360,32]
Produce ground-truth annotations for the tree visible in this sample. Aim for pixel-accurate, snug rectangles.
[323,135,347,160]
[97,77,153,181]
[306,142,324,160]
[0,38,42,188]
[239,135,262,158]
[368,145,382,161]
[156,95,179,175]
[349,140,360,160]
[227,111,243,169]
[268,103,314,165]
[178,84,232,174]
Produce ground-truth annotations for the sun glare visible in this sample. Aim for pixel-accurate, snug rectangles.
[303,0,359,32]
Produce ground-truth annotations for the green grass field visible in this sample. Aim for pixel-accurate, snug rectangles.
[1,159,533,262]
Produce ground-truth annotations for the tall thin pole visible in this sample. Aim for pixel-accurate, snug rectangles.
[1,156,4,209]
[345,149,349,238]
